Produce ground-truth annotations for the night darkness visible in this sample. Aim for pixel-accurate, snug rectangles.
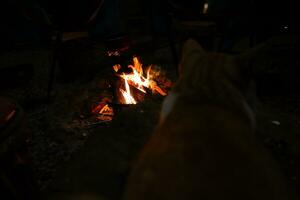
[0,1,299,200]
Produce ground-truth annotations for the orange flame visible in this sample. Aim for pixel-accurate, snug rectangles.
[118,57,167,104]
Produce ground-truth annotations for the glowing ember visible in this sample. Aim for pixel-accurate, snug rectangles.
[92,102,114,121]
[99,104,113,115]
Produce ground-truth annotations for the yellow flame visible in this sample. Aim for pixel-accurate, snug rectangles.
[119,57,167,97]
[120,73,137,104]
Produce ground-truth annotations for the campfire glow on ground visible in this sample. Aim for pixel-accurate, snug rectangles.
[92,56,169,121]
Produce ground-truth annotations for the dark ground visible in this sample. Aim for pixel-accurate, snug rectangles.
[0,35,299,200]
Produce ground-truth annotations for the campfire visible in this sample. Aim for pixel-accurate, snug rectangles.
[92,56,170,121]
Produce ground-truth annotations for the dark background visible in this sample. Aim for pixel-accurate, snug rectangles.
[1,1,300,200]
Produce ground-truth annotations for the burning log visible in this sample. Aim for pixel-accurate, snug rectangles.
[115,56,167,103]
[115,76,146,105]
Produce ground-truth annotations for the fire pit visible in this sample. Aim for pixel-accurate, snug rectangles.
[91,55,172,122]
